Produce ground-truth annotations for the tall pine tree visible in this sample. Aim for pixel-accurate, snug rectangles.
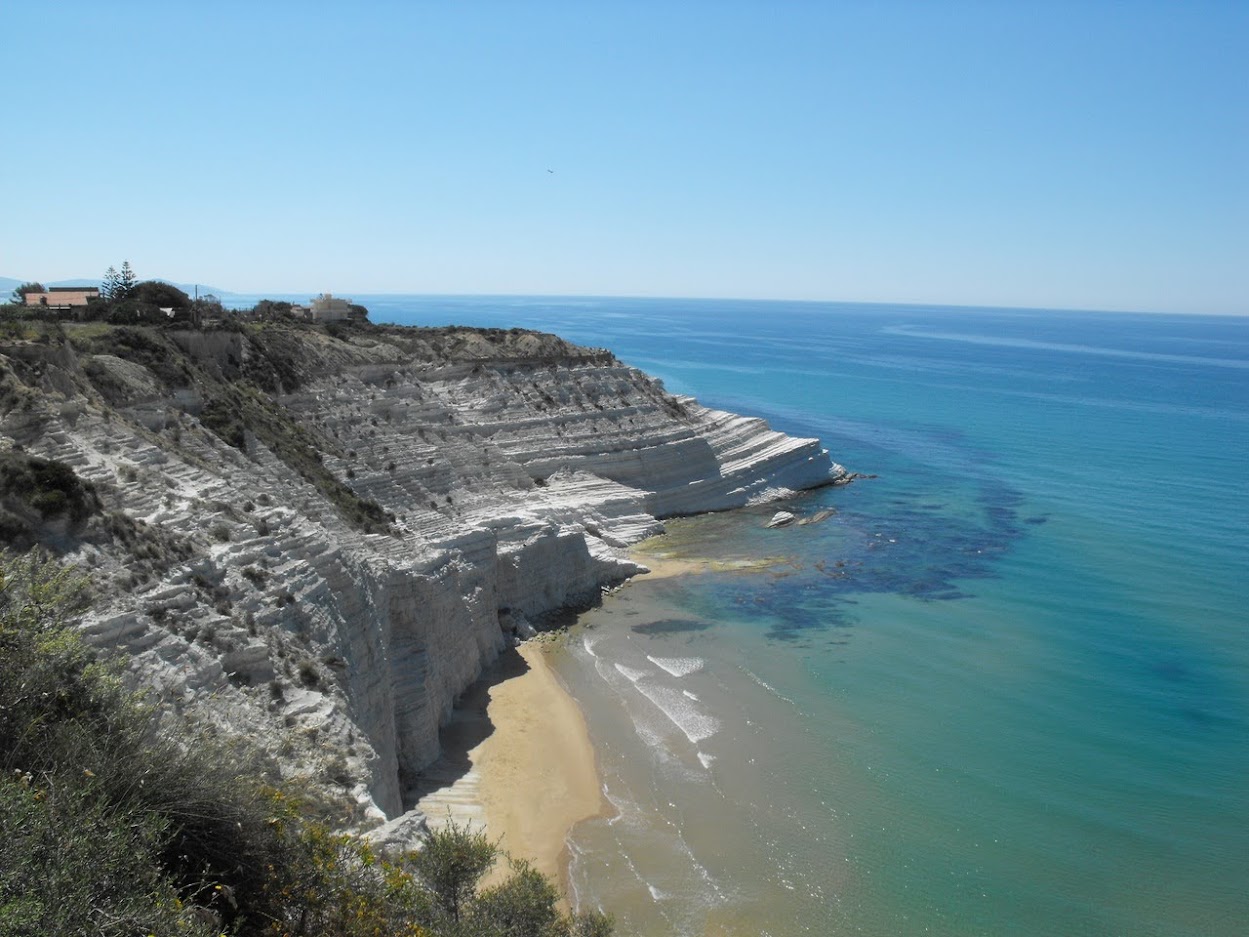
[116,261,137,301]
[101,266,120,302]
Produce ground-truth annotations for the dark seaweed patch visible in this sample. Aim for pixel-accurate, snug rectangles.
[631,618,712,635]
[698,473,1031,640]
[640,415,1041,641]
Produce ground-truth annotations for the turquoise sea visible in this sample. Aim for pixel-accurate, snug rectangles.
[268,295,1249,935]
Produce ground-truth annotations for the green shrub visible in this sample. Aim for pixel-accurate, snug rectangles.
[411,820,497,925]
[0,773,218,937]
[298,659,320,687]
[0,452,102,549]
[469,859,563,936]
[407,822,614,937]
[1,553,282,930]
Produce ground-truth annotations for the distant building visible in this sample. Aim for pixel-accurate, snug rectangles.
[24,287,100,311]
[310,293,352,322]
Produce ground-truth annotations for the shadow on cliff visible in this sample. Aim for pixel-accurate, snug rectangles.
[408,647,531,805]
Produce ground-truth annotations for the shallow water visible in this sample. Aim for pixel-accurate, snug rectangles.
[361,297,1249,936]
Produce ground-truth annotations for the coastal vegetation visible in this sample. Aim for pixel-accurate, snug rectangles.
[100,262,138,304]
[1,262,225,325]
[2,263,370,329]
[0,451,103,547]
[0,550,613,937]
[6,283,44,305]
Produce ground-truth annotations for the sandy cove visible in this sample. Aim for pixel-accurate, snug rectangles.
[413,640,603,895]
[409,537,790,903]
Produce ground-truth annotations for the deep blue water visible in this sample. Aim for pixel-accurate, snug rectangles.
[332,296,1249,934]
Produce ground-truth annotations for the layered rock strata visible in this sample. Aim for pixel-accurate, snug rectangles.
[0,322,843,823]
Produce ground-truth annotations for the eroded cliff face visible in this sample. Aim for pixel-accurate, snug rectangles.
[0,321,843,823]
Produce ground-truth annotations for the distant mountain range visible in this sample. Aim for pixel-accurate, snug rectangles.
[2,275,236,298]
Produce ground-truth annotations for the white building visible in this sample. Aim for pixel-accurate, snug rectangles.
[310,293,353,322]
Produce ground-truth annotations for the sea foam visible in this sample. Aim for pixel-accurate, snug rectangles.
[648,655,705,677]
[635,682,721,743]
[614,663,650,683]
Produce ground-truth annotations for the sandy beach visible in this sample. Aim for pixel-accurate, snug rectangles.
[630,543,786,579]
[414,641,604,893]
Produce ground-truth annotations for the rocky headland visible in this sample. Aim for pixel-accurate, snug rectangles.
[0,319,843,833]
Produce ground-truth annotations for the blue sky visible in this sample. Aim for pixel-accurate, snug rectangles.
[3,1,1246,313]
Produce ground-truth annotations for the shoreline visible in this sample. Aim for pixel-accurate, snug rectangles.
[409,529,790,905]
[414,640,605,899]
[630,535,790,580]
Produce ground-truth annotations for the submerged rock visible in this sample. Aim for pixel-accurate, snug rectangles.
[798,508,836,526]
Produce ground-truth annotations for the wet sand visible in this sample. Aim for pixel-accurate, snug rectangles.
[414,641,603,893]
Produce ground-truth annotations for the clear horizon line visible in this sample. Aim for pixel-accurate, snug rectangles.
[5,274,1244,318]
[230,288,1248,319]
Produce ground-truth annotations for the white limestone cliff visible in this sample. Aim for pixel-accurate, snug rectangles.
[0,323,844,826]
